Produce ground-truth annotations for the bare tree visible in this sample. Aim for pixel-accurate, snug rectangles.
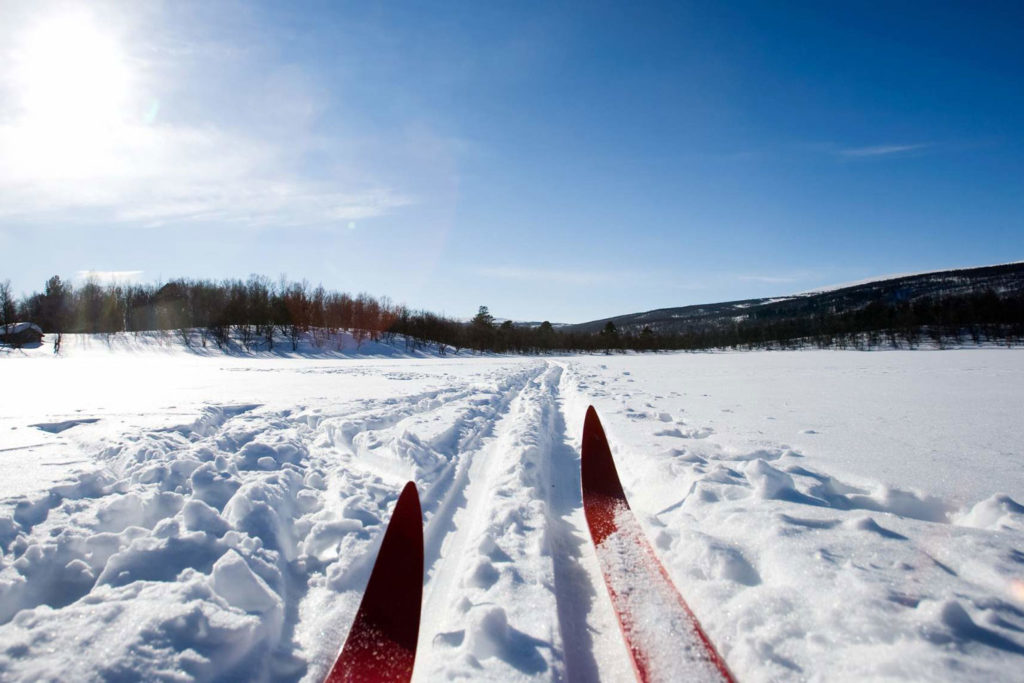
[0,279,13,334]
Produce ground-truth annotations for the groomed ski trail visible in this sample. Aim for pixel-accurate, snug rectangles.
[414,361,633,682]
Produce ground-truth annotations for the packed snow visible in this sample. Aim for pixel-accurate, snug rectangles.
[1,334,1023,681]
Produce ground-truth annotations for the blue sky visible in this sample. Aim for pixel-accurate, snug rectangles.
[1,1,1021,322]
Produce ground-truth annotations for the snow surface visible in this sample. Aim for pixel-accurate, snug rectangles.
[1,335,1023,681]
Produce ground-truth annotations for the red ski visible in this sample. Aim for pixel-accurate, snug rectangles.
[325,481,424,683]
[581,406,735,683]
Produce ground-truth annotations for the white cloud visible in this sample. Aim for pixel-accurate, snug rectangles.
[0,123,411,227]
[0,3,413,229]
[838,143,929,158]
[75,270,143,283]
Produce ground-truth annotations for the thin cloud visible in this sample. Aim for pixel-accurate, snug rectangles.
[477,266,715,291]
[475,265,615,286]
[739,274,800,284]
[838,143,930,158]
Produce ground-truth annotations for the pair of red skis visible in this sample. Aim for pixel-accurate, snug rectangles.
[324,407,735,682]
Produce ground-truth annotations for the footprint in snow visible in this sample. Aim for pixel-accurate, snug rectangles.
[31,418,100,434]
[846,516,908,541]
[655,426,714,439]
[777,513,842,530]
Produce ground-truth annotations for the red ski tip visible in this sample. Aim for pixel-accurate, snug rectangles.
[325,481,424,683]
[581,405,628,545]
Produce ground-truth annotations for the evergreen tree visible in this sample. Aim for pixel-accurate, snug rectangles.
[470,306,496,352]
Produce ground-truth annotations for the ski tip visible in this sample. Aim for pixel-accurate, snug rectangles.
[397,480,420,513]
[325,480,424,683]
[580,406,628,505]
[582,405,606,452]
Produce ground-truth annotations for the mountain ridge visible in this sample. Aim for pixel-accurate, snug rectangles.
[564,261,1024,335]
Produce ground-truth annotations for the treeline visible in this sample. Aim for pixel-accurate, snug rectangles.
[4,275,406,351]
[2,274,1022,354]
[0,274,640,354]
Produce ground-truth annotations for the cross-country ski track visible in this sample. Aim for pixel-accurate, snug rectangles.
[1,347,1023,681]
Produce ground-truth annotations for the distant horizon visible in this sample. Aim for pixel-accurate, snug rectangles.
[3,2,1022,322]
[6,257,1018,327]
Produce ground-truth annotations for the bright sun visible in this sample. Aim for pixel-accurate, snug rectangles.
[10,9,135,177]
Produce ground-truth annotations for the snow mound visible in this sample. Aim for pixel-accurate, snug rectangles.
[955,494,1024,531]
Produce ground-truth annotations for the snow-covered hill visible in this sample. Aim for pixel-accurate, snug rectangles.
[1,345,1022,680]
[567,261,1024,335]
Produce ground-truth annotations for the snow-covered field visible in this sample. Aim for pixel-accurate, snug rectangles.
[1,336,1022,681]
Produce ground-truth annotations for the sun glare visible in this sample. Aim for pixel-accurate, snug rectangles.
[10,9,135,176]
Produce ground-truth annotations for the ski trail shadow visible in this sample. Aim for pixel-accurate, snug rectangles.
[928,601,1024,655]
[547,393,601,683]
[421,457,464,575]
[497,624,551,675]
[273,562,312,680]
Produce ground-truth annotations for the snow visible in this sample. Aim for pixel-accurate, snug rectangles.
[1,336,1023,681]
[1,323,43,336]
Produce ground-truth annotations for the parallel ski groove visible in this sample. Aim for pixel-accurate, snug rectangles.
[415,362,569,681]
[544,368,605,682]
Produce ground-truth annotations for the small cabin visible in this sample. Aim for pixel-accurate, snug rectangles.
[0,322,44,346]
